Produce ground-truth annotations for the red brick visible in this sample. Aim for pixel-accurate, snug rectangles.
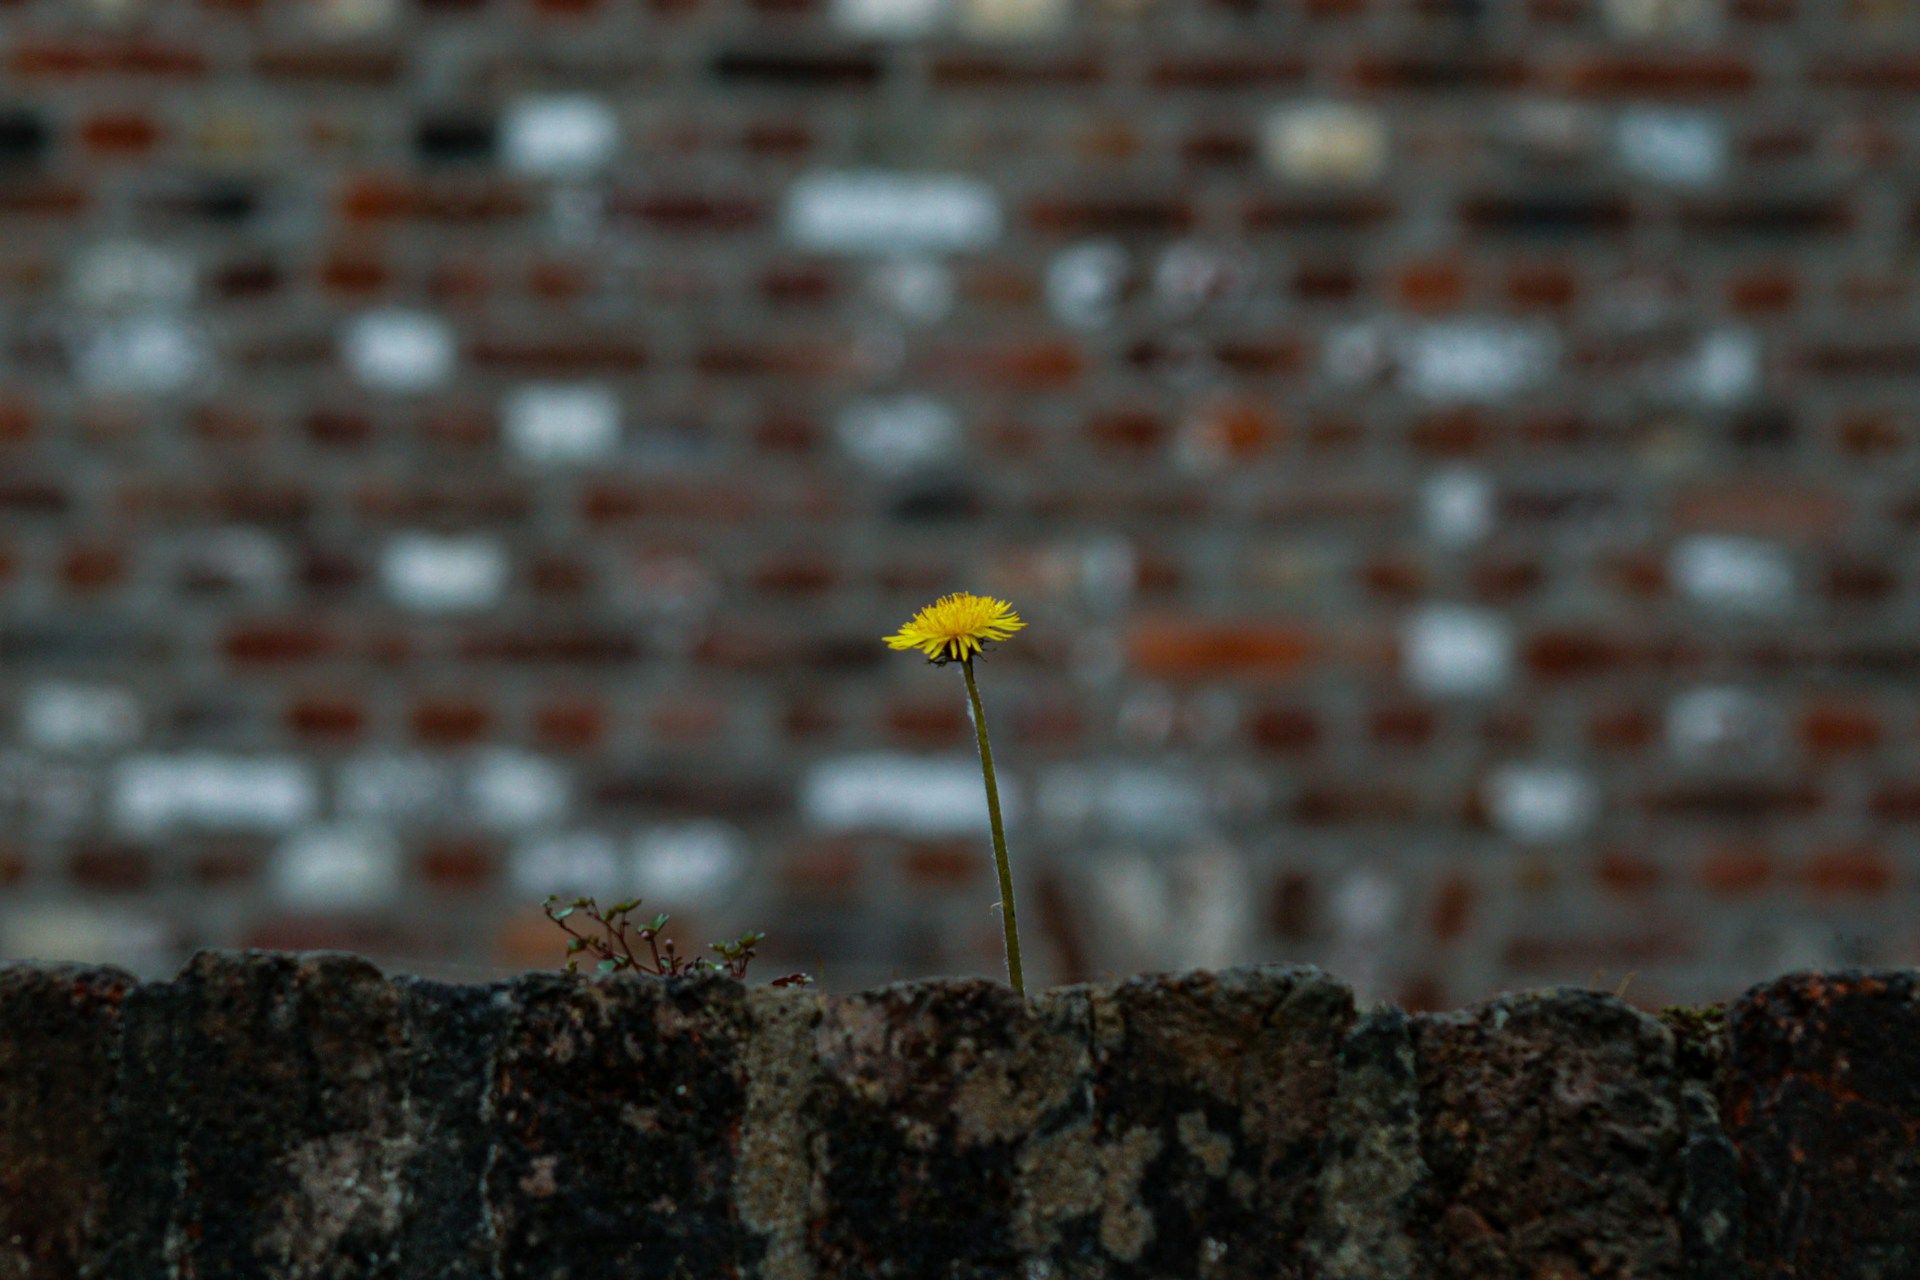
[1248,705,1321,753]
[420,839,496,890]
[12,41,207,77]
[902,841,982,890]
[1395,260,1469,312]
[1565,55,1757,97]
[885,700,968,749]
[1596,849,1664,897]
[286,696,366,743]
[781,841,863,901]
[80,114,161,156]
[533,699,606,751]
[1369,703,1437,748]
[1129,619,1318,679]
[1430,872,1473,941]
[61,545,125,592]
[1800,702,1884,755]
[1589,705,1659,752]
[224,623,335,665]
[650,697,728,744]
[69,844,153,892]
[1803,845,1895,897]
[1269,871,1314,940]
[411,699,493,745]
[1699,844,1778,895]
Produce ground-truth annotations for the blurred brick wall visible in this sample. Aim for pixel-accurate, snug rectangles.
[2,0,1916,1005]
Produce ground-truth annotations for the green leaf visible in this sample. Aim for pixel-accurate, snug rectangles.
[596,959,619,975]
[649,913,670,932]
[552,907,575,920]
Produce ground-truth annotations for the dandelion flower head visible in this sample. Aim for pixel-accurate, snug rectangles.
[884,593,1026,664]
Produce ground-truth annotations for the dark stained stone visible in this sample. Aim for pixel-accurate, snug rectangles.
[9,953,1920,1278]
[484,970,758,1279]
[102,951,415,1280]
[0,965,132,1280]
[805,977,1093,1279]
[1413,989,1688,1279]
[1724,970,1920,1279]
[1084,966,1355,1280]
[1310,1007,1424,1279]
[391,977,514,1277]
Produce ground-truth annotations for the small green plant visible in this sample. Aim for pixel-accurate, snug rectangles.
[543,895,810,987]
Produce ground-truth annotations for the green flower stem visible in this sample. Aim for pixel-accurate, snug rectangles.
[961,656,1023,996]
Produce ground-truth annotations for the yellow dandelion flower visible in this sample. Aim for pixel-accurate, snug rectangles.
[884,592,1026,665]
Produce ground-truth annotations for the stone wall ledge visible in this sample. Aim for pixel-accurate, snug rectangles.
[1,952,1914,1279]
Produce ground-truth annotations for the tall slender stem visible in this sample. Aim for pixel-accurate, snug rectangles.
[962,657,1023,995]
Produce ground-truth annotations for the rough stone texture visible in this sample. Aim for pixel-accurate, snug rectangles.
[1310,1008,1423,1280]
[1412,990,1689,1279]
[7,953,1920,1278]
[1085,967,1353,1280]
[1725,971,1920,1280]
[0,966,131,1280]
[484,971,756,1279]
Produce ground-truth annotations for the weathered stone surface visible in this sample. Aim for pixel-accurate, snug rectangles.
[1413,989,1689,1279]
[1084,965,1354,1280]
[1725,970,1920,1279]
[484,970,759,1279]
[0,965,131,1280]
[805,977,1092,1279]
[391,978,514,1277]
[1310,1007,1423,1280]
[102,951,415,1280]
[5,953,1920,1278]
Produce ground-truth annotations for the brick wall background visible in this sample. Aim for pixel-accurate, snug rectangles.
[2,0,1917,1006]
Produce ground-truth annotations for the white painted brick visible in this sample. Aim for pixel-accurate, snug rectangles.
[1605,0,1714,37]
[1263,103,1388,185]
[270,825,402,910]
[803,754,1015,836]
[0,904,172,966]
[1399,322,1556,403]
[1421,469,1496,548]
[338,753,458,822]
[503,95,620,179]
[1046,241,1129,330]
[309,0,398,32]
[467,750,571,830]
[381,533,508,613]
[1038,763,1207,836]
[69,240,195,311]
[112,755,319,834]
[343,309,456,393]
[178,527,290,595]
[959,0,1069,38]
[870,258,955,324]
[1485,764,1600,843]
[631,822,747,904]
[1617,109,1727,186]
[1667,686,1776,763]
[503,383,621,464]
[1331,867,1402,939]
[1688,329,1761,405]
[1672,535,1794,615]
[510,832,624,900]
[76,315,212,395]
[832,0,948,38]
[19,683,142,753]
[1403,605,1514,697]
[783,171,1002,255]
[836,395,962,475]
